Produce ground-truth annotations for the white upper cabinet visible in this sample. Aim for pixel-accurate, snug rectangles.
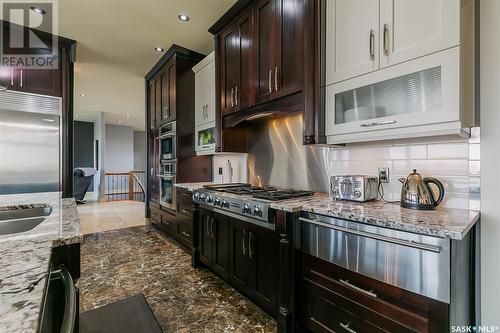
[379,0,460,68]
[194,53,215,127]
[324,0,475,144]
[193,52,217,155]
[325,0,379,85]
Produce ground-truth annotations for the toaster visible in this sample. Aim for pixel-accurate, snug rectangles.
[330,176,379,202]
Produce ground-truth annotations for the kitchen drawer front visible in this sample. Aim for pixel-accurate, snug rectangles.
[178,219,194,244]
[149,206,161,223]
[299,278,389,333]
[161,210,179,235]
[299,213,450,303]
[300,253,449,333]
[176,188,194,217]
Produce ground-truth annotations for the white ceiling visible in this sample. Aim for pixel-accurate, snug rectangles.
[57,0,235,130]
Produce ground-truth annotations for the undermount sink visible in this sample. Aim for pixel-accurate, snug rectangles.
[0,205,52,235]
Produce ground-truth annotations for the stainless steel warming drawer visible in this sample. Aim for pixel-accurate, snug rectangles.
[297,212,451,303]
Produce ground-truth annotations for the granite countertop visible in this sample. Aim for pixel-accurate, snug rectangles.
[175,182,216,192]
[0,192,82,333]
[270,193,480,240]
[174,183,479,240]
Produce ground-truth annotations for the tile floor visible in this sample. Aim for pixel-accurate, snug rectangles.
[79,226,277,332]
[77,200,146,234]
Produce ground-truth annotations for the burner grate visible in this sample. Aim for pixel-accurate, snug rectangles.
[252,190,314,201]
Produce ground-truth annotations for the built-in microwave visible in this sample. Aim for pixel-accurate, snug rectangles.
[159,121,176,161]
[195,122,216,155]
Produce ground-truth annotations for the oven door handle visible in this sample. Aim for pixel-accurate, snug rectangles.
[51,265,77,333]
[159,175,174,180]
[159,132,175,139]
[298,217,441,253]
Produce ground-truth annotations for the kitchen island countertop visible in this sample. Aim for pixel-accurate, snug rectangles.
[0,192,82,333]
[174,183,479,240]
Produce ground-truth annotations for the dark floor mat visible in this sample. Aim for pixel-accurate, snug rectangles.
[80,294,162,333]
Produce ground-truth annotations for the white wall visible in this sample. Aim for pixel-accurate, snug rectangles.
[105,124,134,172]
[480,0,500,325]
[133,130,146,171]
[93,112,106,198]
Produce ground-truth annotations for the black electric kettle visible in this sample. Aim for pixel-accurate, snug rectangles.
[398,169,445,210]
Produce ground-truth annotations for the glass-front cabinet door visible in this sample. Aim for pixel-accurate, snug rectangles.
[325,47,462,144]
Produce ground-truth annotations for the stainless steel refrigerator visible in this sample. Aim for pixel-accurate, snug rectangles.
[0,91,62,194]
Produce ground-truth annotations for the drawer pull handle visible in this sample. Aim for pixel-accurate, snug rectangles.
[298,217,441,253]
[181,209,192,214]
[182,231,190,237]
[340,322,357,333]
[242,229,247,255]
[360,120,397,127]
[248,231,254,259]
[339,279,377,298]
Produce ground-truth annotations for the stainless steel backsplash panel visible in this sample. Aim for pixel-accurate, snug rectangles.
[247,114,330,192]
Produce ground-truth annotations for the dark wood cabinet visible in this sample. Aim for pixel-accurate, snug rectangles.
[254,0,278,104]
[20,68,61,97]
[199,212,279,317]
[220,24,237,115]
[197,208,230,279]
[228,219,252,293]
[297,253,450,333]
[211,0,320,151]
[199,208,213,266]
[274,0,304,99]
[211,212,230,278]
[249,223,279,315]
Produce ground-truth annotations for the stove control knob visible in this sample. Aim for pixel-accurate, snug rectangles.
[252,206,262,217]
[214,198,221,206]
[206,195,213,203]
[199,193,206,202]
[193,193,200,201]
[222,199,229,208]
[354,190,361,198]
[242,203,251,214]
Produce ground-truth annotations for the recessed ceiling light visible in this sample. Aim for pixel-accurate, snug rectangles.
[30,6,46,15]
[125,113,131,117]
[80,94,85,97]
[117,120,122,124]
[154,47,164,52]
[178,14,190,22]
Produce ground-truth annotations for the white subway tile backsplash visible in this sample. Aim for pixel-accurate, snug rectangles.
[427,142,469,159]
[469,144,480,160]
[392,160,469,176]
[469,161,481,176]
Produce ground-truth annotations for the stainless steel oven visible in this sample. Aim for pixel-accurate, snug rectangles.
[159,121,176,161]
[160,160,176,210]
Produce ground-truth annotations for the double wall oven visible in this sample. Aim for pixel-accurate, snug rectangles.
[159,121,177,210]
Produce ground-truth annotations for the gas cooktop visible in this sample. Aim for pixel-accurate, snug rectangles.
[203,184,314,201]
[193,184,314,228]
